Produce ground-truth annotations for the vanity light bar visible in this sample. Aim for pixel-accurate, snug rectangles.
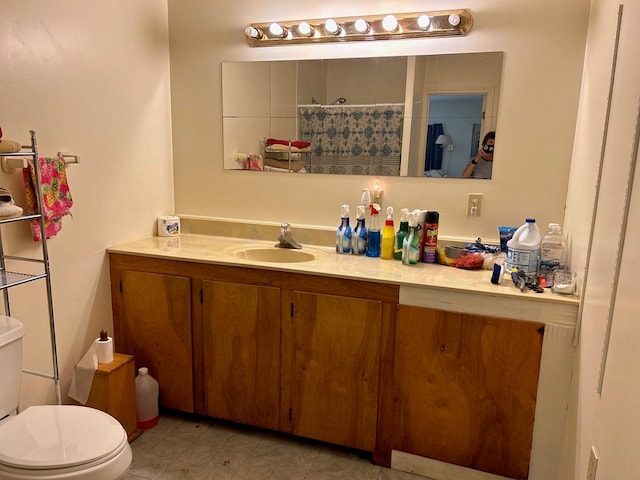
[245,10,473,46]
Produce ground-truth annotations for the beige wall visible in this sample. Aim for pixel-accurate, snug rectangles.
[168,0,589,241]
[0,1,173,406]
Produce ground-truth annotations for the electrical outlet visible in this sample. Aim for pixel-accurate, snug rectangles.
[361,188,383,205]
[467,193,483,216]
[587,446,598,480]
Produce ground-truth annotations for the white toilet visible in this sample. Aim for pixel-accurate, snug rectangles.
[0,316,132,479]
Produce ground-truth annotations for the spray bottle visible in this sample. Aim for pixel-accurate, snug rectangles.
[402,211,421,265]
[394,208,410,260]
[336,204,352,254]
[381,206,395,259]
[352,205,368,255]
[366,203,381,258]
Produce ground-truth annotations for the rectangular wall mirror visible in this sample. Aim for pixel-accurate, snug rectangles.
[223,52,503,178]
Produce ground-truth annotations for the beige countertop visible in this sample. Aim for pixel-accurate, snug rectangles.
[108,233,579,326]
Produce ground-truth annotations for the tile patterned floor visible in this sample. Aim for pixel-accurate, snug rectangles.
[125,410,432,480]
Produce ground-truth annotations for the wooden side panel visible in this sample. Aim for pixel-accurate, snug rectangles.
[290,292,381,451]
[279,289,294,432]
[203,280,281,430]
[86,353,139,441]
[372,301,396,466]
[115,270,194,412]
[393,306,544,480]
[191,278,205,415]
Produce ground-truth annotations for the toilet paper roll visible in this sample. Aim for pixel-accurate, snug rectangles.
[95,337,114,364]
[157,215,180,237]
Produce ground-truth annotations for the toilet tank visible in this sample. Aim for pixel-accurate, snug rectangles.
[0,316,24,418]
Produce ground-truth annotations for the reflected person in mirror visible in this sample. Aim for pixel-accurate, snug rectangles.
[462,131,495,178]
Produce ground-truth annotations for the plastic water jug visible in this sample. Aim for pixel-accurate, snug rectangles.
[539,223,567,282]
[505,218,541,275]
[135,366,159,429]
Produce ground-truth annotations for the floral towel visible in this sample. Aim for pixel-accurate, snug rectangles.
[22,155,73,241]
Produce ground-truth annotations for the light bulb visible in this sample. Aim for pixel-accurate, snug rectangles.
[297,21,314,37]
[417,15,431,30]
[245,26,262,39]
[382,15,398,32]
[354,18,370,33]
[269,22,287,38]
[325,18,341,35]
[448,13,461,27]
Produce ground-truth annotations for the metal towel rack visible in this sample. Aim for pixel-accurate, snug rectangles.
[1,151,79,173]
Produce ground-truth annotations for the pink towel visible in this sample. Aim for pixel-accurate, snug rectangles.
[265,138,311,149]
[22,156,73,241]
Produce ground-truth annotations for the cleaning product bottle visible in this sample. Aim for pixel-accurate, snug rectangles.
[539,223,567,286]
[421,211,439,264]
[135,367,159,429]
[380,206,395,260]
[505,218,541,276]
[366,203,381,258]
[413,209,428,261]
[336,204,352,254]
[402,211,421,265]
[394,208,410,260]
[352,205,368,255]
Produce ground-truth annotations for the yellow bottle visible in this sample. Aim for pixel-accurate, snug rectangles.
[381,206,395,260]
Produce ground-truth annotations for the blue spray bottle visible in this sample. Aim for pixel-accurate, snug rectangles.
[336,204,352,254]
[352,205,368,255]
[366,203,381,258]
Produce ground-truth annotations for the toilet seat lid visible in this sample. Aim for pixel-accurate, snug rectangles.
[0,405,127,469]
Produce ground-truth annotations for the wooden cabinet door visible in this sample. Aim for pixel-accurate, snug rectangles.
[286,291,382,451]
[112,270,193,412]
[202,280,281,430]
[393,306,544,480]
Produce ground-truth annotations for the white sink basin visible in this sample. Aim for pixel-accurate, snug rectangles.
[226,245,330,263]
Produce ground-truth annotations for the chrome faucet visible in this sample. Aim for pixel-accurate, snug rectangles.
[276,223,302,249]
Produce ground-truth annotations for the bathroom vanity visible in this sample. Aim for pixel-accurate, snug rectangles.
[108,231,578,480]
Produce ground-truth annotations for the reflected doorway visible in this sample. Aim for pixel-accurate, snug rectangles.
[424,94,486,177]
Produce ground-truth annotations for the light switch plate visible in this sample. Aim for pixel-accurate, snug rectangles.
[467,193,483,216]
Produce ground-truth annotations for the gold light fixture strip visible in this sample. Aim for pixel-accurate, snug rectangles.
[245,10,473,46]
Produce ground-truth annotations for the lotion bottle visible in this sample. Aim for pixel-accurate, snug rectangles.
[381,206,395,259]
[336,204,352,254]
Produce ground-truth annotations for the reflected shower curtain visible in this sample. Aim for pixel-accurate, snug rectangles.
[299,105,404,175]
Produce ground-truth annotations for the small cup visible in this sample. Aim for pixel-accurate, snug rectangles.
[552,270,576,295]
